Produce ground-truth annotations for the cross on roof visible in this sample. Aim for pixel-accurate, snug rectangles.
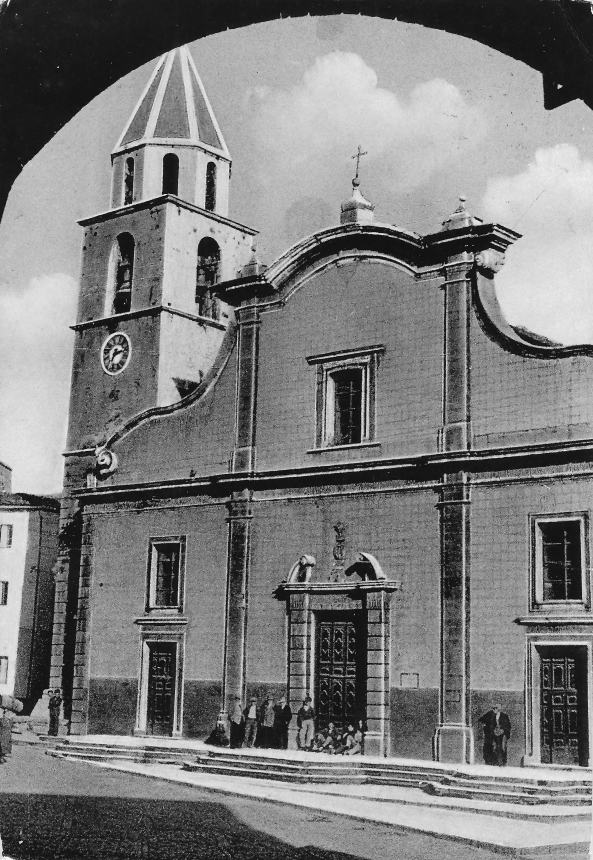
[351,145,368,183]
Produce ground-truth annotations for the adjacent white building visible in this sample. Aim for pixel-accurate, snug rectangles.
[0,464,59,711]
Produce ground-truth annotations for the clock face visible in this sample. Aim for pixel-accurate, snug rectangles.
[101,332,131,375]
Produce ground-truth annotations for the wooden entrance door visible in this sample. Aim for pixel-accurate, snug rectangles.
[147,642,176,736]
[540,647,588,766]
[315,611,366,731]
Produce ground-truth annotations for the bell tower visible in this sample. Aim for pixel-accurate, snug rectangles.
[67,46,256,452]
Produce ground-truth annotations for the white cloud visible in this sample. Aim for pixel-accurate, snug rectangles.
[482,144,593,345]
[0,273,77,494]
[248,51,487,198]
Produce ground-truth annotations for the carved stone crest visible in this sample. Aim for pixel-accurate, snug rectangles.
[330,522,347,581]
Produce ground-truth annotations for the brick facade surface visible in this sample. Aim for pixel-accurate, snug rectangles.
[87,502,228,680]
[471,313,593,447]
[257,261,443,471]
[471,474,593,689]
[108,349,237,485]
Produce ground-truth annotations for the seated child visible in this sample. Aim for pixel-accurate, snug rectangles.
[334,723,356,755]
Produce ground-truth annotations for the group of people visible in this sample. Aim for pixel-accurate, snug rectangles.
[205,693,366,755]
[310,719,366,755]
[205,692,293,750]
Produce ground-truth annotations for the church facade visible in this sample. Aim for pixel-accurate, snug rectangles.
[51,46,593,767]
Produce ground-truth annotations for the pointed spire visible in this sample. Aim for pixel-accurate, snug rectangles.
[440,195,482,232]
[114,46,229,158]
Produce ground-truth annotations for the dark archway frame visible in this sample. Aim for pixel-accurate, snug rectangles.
[1,0,593,218]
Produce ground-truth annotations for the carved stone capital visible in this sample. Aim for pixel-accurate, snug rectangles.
[476,248,506,275]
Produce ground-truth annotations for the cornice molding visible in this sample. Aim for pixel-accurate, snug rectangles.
[72,435,593,504]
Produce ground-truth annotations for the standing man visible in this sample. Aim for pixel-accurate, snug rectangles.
[479,703,511,766]
[296,695,316,750]
[273,695,292,749]
[48,689,63,737]
[243,696,259,747]
[256,693,275,749]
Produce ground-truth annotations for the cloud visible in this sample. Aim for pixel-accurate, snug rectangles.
[0,273,77,494]
[246,52,487,240]
[482,144,593,344]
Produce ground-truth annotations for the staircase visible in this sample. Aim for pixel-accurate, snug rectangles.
[48,738,592,807]
[183,749,592,805]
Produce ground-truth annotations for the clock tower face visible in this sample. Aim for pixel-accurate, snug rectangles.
[101,332,131,375]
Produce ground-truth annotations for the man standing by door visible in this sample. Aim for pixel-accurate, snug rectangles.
[479,703,511,766]
[296,695,315,750]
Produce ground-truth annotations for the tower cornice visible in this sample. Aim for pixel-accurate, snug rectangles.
[78,193,257,236]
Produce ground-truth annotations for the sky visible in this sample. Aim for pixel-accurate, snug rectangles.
[2,14,593,494]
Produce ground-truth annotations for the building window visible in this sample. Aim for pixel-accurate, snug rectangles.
[195,237,220,320]
[0,657,7,684]
[307,346,384,449]
[0,582,7,605]
[162,153,179,195]
[113,233,134,314]
[205,162,216,211]
[0,524,12,548]
[532,514,589,610]
[147,537,185,611]
[123,157,135,205]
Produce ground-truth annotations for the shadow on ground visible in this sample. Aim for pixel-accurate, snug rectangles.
[1,793,366,860]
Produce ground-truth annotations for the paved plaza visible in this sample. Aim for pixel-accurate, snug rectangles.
[2,744,584,860]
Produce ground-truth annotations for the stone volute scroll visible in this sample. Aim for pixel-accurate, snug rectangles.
[94,445,118,478]
[286,555,316,584]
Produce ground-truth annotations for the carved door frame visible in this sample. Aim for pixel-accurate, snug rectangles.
[280,582,398,757]
[524,633,592,768]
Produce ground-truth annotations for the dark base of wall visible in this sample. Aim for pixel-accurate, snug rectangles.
[87,678,525,764]
[88,678,223,738]
[389,688,524,765]
[183,681,222,738]
[88,678,138,735]
[390,688,439,760]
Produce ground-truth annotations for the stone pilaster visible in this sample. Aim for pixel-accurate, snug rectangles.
[433,252,474,763]
[222,491,253,711]
[69,511,94,735]
[231,304,260,473]
[49,452,93,728]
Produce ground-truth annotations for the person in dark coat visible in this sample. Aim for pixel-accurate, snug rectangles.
[272,695,292,749]
[479,703,511,766]
[204,713,230,747]
[255,693,275,749]
[229,696,245,749]
[48,689,62,737]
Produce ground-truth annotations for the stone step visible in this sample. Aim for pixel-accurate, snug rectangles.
[436,773,591,796]
[421,781,592,806]
[182,761,368,784]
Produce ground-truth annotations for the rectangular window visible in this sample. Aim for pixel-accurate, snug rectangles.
[0,582,7,605]
[147,537,185,611]
[532,514,589,610]
[0,524,13,548]
[331,367,363,445]
[0,656,7,684]
[307,345,384,450]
